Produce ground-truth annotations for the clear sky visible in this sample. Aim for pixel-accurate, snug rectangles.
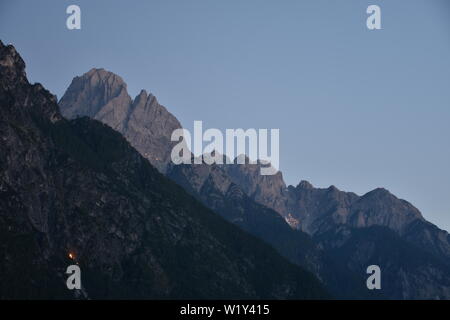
[1,0,449,231]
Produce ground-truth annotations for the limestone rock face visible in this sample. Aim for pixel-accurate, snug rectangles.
[125,90,184,173]
[59,68,131,124]
[224,158,289,217]
[59,69,183,173]
[287,182,431,237]
[347,188,424,232]
[286,183,359,235]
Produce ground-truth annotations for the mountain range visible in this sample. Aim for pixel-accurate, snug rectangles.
[0,40,326,299]
[1,40,449,299]
[59,66,450,299]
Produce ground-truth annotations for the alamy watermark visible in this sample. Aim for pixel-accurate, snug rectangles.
[65,4,381,31]
[66,265,81,290]
[171,121,279,176]
[366,265,381,290]
[66,5,81,30]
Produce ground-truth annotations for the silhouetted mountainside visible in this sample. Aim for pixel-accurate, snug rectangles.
[59,64,450,299]
[167,159,324,276]
[235,167,450,298]
[227,162,450,298]
[315,226,450,299]
[167,159,373,299]
[0,40,328,299]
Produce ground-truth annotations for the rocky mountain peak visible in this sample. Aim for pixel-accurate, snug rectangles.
[327,185,339,192]
[363,187,393,198]
[59,70,183,173]
[0,42,60,122]
[84,68,127,88]
[134,89,148,102]
[59,68,131,120]
[224,160,288,216]
[0,41,27,88]
[348,187,424,232]
[297,180,314,190]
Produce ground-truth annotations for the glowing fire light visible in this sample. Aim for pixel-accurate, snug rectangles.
[68,253,74,260]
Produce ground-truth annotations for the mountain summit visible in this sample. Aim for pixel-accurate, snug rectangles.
[59,68,183,173]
